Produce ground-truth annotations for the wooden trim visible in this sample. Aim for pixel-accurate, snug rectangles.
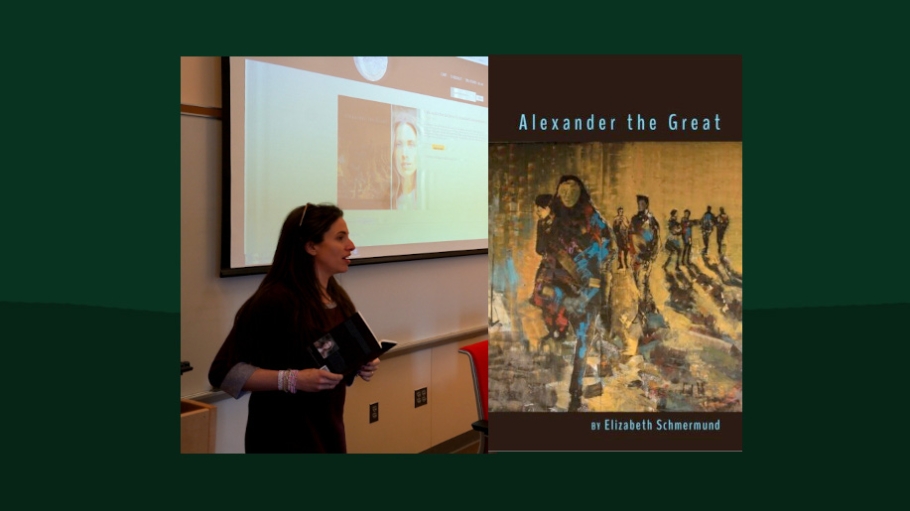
[420,430,481,454]
[181,104,222,119]
[180,399,217,453]
[181,324,488,401]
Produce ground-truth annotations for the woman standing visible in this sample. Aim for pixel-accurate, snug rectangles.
[549,176,612,411]
[209,203,380,453]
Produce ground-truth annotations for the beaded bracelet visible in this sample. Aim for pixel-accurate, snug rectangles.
[289,369,298,394]
[278,370,286,392]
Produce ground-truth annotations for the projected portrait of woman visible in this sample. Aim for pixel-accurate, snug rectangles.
[391,107,421,210]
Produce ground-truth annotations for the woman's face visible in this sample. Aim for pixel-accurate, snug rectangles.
[310,218,355,279]
[557,180,581,208]
[394,123,418,178]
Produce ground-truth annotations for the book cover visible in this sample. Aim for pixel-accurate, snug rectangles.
[487,55,742,451]
[308,312,396,377]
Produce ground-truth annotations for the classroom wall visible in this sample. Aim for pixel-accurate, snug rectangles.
[180,57,488,453]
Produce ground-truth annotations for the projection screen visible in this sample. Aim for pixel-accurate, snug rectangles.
[222,56,489,276]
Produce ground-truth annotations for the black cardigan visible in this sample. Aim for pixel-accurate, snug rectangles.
[209,282,355,453]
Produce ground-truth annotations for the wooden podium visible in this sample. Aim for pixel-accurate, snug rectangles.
[180,399,216,453]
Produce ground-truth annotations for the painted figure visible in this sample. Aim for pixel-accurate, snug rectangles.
[681,209,694,266]
[630,194,661,304]
[663,209,683,271]
[612,206,632,270]
[529,193,569,340]
[545,176,612,411]
[716,207,730,257]
[700,205,716,256]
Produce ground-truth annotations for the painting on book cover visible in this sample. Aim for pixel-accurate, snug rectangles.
[488,142,742,413]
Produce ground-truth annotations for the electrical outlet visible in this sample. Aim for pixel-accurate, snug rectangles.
[415,387,428,407]
[370,402,379,423]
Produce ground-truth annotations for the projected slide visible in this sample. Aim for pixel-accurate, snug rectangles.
[225,56,488,271]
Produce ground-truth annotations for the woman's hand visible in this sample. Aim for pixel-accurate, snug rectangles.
[296,368,344,392]
[358,358,380,381]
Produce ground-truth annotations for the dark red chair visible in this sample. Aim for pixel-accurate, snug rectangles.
[458,340,488,453]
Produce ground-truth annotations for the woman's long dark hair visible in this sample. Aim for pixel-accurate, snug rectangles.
[237,203,355,334]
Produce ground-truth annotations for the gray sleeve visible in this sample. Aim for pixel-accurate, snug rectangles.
[219,362,259,399]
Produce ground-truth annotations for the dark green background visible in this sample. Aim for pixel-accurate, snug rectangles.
[4,5,903,504]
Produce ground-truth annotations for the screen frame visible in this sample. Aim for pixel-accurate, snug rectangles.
[219,56,488,278]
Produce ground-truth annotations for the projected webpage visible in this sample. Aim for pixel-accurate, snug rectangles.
[228,56,488,269]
